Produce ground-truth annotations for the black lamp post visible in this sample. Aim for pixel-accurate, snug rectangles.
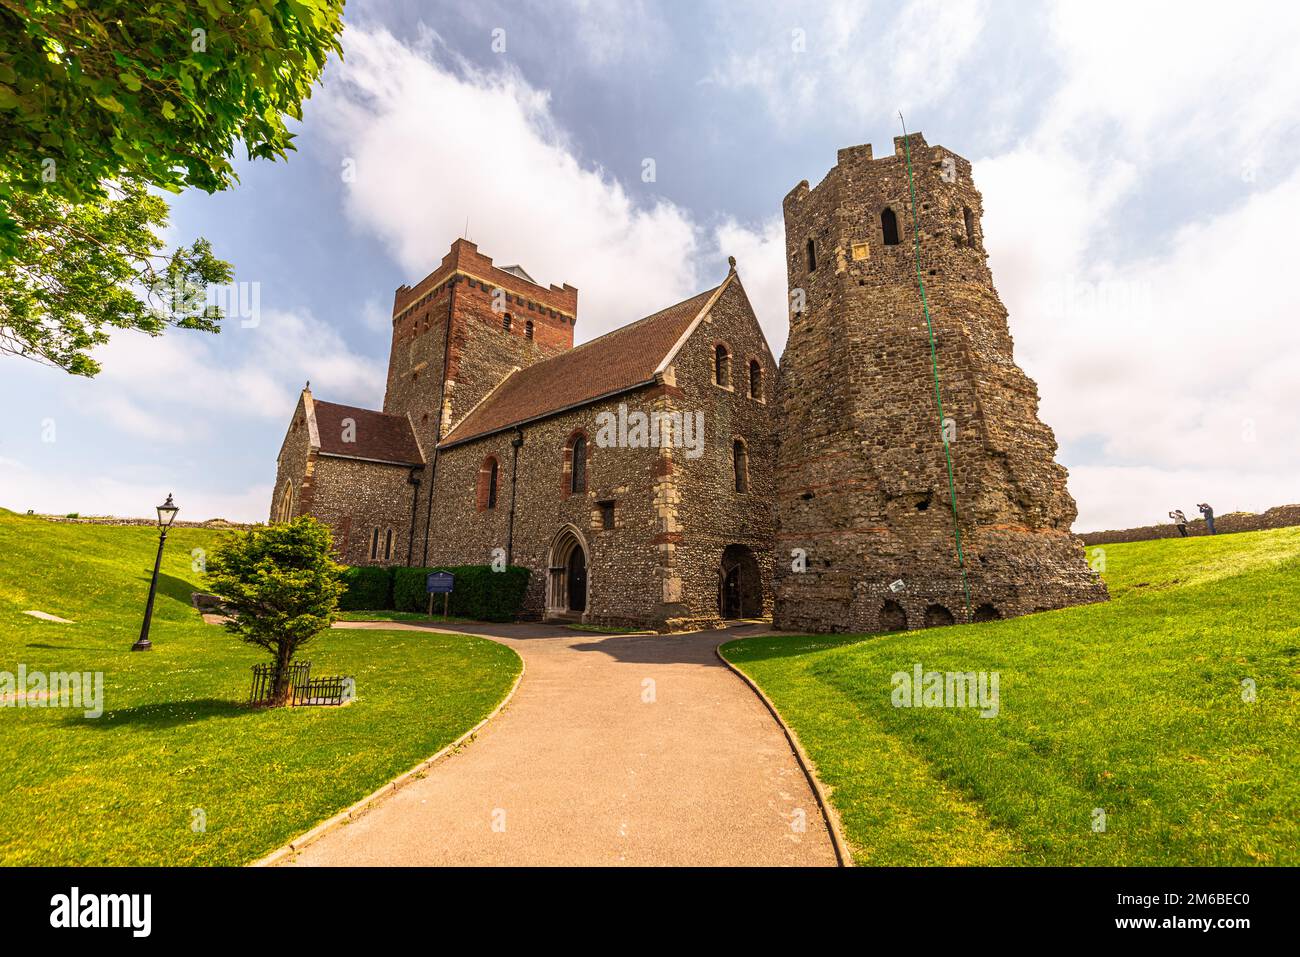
[133,493,179,652]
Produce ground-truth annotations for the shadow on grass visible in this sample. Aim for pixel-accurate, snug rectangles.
[720,632,882,666]
[150,571,204,608]
[74,698,250,729]
[25,642,130,653]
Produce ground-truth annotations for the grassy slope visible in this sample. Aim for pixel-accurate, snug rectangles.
[0,510,521,865]
[722,527,1300,865]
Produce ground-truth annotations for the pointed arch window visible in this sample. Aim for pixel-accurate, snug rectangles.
[748,359,763,400]
[277,479,295,522]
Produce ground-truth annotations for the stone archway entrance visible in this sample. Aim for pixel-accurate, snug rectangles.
[719,544,762,619]
[546,526,589,620]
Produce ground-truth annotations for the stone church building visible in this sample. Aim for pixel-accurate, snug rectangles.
[271,133,1106,632]
[271,239,777,631]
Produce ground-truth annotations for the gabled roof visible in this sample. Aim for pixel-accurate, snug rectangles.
[499,263,537,284]
[439,278,732,448]
[311,399,424,465]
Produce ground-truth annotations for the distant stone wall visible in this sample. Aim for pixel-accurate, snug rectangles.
[1079,505,1300,545]
[34,514,253,530]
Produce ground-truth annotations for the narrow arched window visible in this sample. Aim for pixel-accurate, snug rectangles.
[570,434,587,494]
[478,456,500,510]
[733,439,749,493]
[963,206,975,246]
[748,359,762,400]
[806,238,816,272]
[370,527,380,560]
[278,479,294,521]
[502,313,512,332]
[881,207,900,246]
[714,344,731,388]
[525,320,534,339]
[383,528,393,561]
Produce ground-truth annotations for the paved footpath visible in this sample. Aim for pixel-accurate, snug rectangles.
[281,622,837,866]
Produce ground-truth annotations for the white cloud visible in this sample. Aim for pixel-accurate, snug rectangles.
[0,306,378,522]
[360,297,391,333]
[714,217,788,356]
[0,456,270,523]
[69,308,383,441]
[315,25,704,342]
[972,0,1300,530]
[706,0,987,130]
[708,0,1300,530]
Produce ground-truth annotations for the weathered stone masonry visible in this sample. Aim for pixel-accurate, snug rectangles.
[272,135,1104,633]
[271,245,776,631]
[773,134,1107,632]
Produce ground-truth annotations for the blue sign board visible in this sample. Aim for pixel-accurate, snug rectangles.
[426,572,455,594]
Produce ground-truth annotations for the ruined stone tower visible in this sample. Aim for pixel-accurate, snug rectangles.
[773,133,1108,632]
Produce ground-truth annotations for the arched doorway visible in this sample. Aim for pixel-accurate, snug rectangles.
[566,546,587,613]
[546,525,589,619]
[719,544,762,619]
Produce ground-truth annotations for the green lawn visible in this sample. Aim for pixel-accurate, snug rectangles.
[0,509,521,865]
[722,527,1300,866]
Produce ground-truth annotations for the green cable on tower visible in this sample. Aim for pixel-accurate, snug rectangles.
[899,114,973,619]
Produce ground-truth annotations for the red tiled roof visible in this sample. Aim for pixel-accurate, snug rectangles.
[440,283,723,447]
[312,399,423,465]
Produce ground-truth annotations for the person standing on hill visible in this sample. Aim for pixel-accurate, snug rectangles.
[1198,502,1216,534]
[1169,509,1189,537]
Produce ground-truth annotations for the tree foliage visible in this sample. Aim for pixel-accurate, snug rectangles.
[205,517,344,706]
[0,0,345,371]
[0,179,230,374]
[0,0,345,212]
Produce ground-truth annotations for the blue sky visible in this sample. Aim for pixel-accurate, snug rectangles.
[3,0,1298,531]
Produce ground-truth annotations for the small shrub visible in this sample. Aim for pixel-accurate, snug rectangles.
[338,566,394,610]
[205,517,344,706]
[393,565,530,621]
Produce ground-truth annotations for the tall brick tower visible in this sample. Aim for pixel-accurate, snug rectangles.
[381,239,578,564]
[773,134,1107,632]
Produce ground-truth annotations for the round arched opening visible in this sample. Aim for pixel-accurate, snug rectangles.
[972,603,1001,623]
[923,603,955,628]
[879,600,907,632]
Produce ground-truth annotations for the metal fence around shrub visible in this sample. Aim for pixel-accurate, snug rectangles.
[248,661,350,707]
[293,675,349,706]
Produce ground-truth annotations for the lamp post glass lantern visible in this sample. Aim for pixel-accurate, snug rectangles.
[157,494,179,528]
[133,493,178,652]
